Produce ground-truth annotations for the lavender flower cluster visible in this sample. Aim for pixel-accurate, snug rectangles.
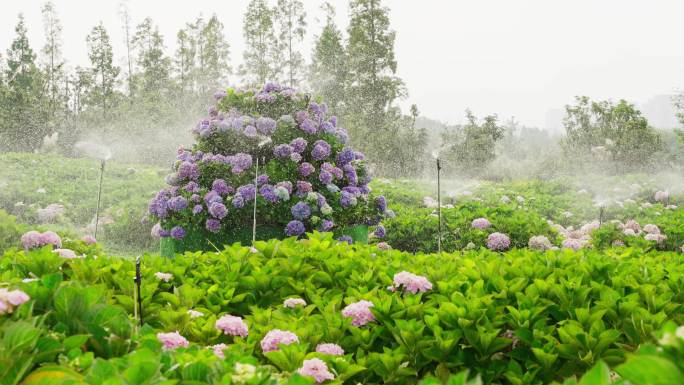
[149,84,389,243]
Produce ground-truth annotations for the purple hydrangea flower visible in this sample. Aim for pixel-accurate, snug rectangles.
[213,90,227,100]
[237,184,256,201]
[374,225,386,238]
[343,164,358,185]
[263,82,282,93]
[291,202,311,220]
[337,148,356,165]
[376,196,387,213]
[319,171,333,185]
[300,118,317,134]
[184,181,200,193]
[290,137,308,153]
[260,185,278,203]
[340,191,356,208]
[277,181,293,195]
[190,194,200,202]
[335,128,349,143]
[206,219,221,233]
[212,179,232,196]
[274,144,293,159]
[296,181,313,197]
[178,161,199,181]
[255,92,276,103]
[204,190,223,205]
[148,198,168,219]
[321,162,334,172]
[331,167,343,180]
[316,193,327,208]
[171,226,186,240]
[257,174,269,186]
[487,232,511,251]
[337,235,353,244]
[285,220,306,236]
[232,195,245,208]
[230,153,253,173]
[320,219,334,232]
[320,121,335,134]
[243,125,257,137]
[167,196,188,212]
[290,153,302,163]
[256,117,277,135]
[192,205,203,215]
[299,162,315,177]
[209,202,228,219]
[295,110,309,124]
[311,140,331,161]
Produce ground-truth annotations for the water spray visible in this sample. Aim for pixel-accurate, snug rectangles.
[75,141,111,240]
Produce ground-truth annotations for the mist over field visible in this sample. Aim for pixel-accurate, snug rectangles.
[1,1,684,384]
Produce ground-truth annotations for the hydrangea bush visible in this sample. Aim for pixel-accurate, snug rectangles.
[148,84,388,248]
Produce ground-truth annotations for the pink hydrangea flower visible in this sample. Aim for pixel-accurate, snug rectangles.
[645,233,667,244]
[0,288,30,314]
[376,242,391,251]
[391,271,432,294]
[155,272,173,282]
[21,231,42,250]
[471,217,491,230]
[82,235,97,245]
[260,329,299,352]
[53,249,80,259]
[622,219,641,233]
[528,235,552,251]
[562,238,583,251]
[486,232,510,251]
[40,231,62,248]
[283,298,307,308]
[157,331,189,350]
[643,224,661,234]
[316,343,344,356]
[211,343,227,359]
[341,300,375,326]
[654,190,669,203]
[215,315,248,337]
[297,358,335,383]
[187,309,204,318]
[623,228,637,236]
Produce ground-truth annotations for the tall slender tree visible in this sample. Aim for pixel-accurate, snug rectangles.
[274,0,306,87]
[310,2,347,112]
[1,14,46,151]
[86,22,119,118]
[41,1,65,129]
[197,15,231,95]
[132,17,171,99]
[345,0,405,153]
[240,0,279,86]
[118,1,135,98]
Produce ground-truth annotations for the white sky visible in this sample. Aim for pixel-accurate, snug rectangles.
[1,0,684,128]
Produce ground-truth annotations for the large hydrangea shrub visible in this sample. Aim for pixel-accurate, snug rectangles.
[148,84,389,246]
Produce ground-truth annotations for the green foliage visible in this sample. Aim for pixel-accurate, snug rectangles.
[440,111,506,177]
[0,210,27,254]
[561,97,663,172]
[3,233,684,384]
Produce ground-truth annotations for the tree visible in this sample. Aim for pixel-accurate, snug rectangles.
[441,110,505,176]
[132,17,171,99]
[345,0,406,154]
[273,0,306,87]
[0,14,46,151]
[240,0,279,86]
[86,23,119,118]
[175,25,196,94]
[562,96,663,171]
[41,1,65,129]
[309,2,347,113]
[118,1,135,98]
[196,15,231,95]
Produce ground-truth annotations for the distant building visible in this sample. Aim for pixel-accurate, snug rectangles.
[544,108,565,135]
[639,95,680,129]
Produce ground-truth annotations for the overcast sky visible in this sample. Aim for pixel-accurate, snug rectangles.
[1,0,684,128]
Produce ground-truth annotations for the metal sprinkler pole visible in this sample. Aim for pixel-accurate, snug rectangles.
[437,158,442,254]
[135,256,143,327]
[252,157,259,245]
[94,159,106,239]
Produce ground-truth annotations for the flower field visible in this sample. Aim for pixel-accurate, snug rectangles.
[2,152,684,384]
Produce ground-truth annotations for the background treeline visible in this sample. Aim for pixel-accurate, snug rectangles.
[0,0,683,179]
